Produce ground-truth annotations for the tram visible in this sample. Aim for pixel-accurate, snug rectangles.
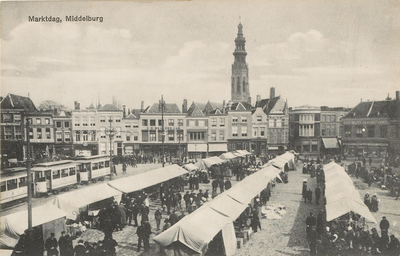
[0,167,31,204]
[32,160,78,195]
[75,155,110,183]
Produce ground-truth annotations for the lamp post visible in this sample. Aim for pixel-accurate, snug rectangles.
[105,118,117,178]
[159,96,166,167]
[25,119,33,252]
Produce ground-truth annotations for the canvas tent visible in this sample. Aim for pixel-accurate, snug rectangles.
[154,164,282,255]
[1,204,67,248]
[108,164,187,194]
[183,163,199,173]
[196,157,225,170]
[219,152,238,160]
[323,162,377,223]
[48,183,122,219]
[235,150,252,156]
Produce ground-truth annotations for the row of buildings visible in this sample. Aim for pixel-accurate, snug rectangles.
[1,23,399,166]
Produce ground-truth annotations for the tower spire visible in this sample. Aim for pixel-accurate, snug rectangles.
[231,23,250,103]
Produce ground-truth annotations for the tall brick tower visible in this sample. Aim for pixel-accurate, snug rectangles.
[231,23,250,103]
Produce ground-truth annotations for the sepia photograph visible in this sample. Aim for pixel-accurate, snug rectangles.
[1,0,400,255]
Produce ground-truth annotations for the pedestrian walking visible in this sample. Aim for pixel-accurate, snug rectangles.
[302,180,308,202]
[155,208,162,231]
[380,216,390,237]
[306,212,316,239]
[58,231,68,256]
[44,232,58,256]
[315,186,321,205]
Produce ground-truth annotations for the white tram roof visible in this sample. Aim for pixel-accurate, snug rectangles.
[32,160,75,170]
[0,167,28,178]
[74,155,109,162]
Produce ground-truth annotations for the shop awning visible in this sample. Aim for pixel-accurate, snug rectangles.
[1,205,67,248]
[108,164,188,194]
[209,143,227,152]
[187,143,208,152]
[49,183,122,219]
[322,138,340,149]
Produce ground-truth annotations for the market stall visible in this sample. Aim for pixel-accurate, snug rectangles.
[0,204,67,249]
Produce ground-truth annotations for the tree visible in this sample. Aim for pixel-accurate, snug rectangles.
[38,100,68,112]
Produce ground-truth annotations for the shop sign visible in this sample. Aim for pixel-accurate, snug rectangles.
[343,120,389,125]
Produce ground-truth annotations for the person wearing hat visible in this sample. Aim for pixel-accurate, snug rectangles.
[302,180,308,203]
[73,239,86,256]
[45,232,58,256]
[58,231,68,256]
[380,216,390,238]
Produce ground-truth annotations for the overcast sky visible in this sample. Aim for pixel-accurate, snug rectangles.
[1,0,399,111]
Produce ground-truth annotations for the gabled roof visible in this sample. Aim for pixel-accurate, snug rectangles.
[1,93,37,111]
[255,96,287,115]
[209,108,223,115]
[187,102,205,117]
[226,101,252,111]
[87,103,96,110]
[203,101,224,115]
[145,103,181,114]
[98,104,122,112]
[343,100,398,119]
[124,113,138,120]
[130,109,142,118]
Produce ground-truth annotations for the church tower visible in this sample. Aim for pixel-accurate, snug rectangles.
[231,23,250,103]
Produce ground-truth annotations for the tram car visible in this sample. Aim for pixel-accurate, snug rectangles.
[32,160,78,195]
[75,155,110,183]
[0,167,31,204]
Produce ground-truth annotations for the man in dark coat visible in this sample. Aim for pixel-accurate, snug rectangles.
[183,191,190,211]
[302,180,308,202]
[305,212,316,239]
[315,186,321,205]
[73,240,86,256]
[44,232,58,256]
[380,216,390,237]
[136,221,151,251]
[211,179,218,193]
[224,178,232,190]
[58,231,68,256]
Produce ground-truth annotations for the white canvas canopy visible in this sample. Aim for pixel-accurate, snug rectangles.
[154,165,281,256]
[219,152,238,160]
[323,162,377,223]
[48,183,122,219]
[196,157,225,170]
[0,204,67,248]
[235,150,252,156]
[183,163,199,172]
[108,164,188,194]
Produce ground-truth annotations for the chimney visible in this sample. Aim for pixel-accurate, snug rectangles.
[182,99,188,113]
[270,87,275,99]
[123,104,126,118]
[396,91,400,103]
[256,95,261,106]
[74,101,80,110]
[140,101,144,112]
